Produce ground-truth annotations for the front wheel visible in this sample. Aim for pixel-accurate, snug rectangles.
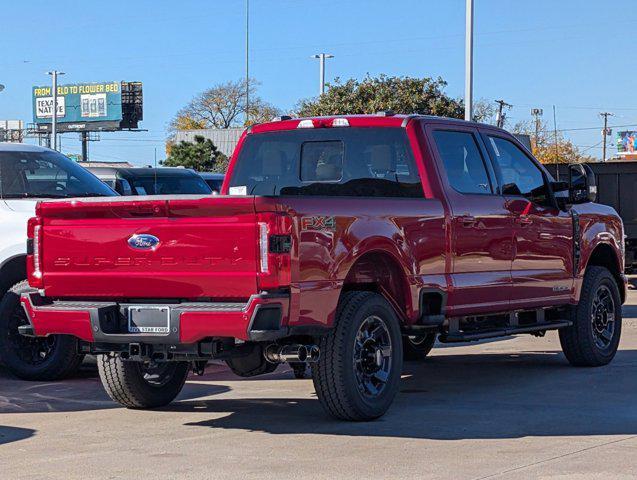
[559,266,622,367]
[97,354,190,409]
[0,280,84,381]
[312,291,403,421]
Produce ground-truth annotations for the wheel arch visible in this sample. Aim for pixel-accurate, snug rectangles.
[584,242,624,303]
[340,248,416,324]
[0,254,27,299]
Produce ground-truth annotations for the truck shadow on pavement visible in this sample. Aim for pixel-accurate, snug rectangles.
[0,365,231,414]
[0,425,36,445]
[174,349,637,440]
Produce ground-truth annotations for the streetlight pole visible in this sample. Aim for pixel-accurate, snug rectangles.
[245,0,250,125]
[312,53,334,95]
[464,0,474,121]
[531,108,543,151]
[47,70,64,151]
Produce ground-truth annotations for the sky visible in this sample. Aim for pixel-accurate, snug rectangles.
[0,0,635,165]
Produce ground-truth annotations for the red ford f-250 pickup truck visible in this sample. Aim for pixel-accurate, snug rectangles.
[20,114,626,421]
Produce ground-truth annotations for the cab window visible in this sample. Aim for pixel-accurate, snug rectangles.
[485,135,547,202]
[432,130,492,195]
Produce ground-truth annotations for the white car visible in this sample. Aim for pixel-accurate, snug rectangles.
[0,143,116,380]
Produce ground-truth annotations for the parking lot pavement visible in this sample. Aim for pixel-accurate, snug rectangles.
[2,298,637,480]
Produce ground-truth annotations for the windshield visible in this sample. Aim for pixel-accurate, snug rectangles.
[124,174,212,195]
[0,150,116,199]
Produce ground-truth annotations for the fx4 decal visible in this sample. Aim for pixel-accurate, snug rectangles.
[301,215,336,231]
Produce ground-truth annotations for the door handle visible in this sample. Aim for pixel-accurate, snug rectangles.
[517,215,533,226]
[460,215,477,227]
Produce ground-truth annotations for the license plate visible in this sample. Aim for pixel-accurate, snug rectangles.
[128,306,170,334]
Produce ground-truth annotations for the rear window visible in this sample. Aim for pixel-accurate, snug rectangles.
[229,128,423,197]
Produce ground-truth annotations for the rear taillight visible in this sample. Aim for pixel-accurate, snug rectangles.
[257,213,292,291]
[26,216,43,289]
[258,222,269,273]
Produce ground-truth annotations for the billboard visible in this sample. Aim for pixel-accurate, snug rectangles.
[617,131,637,155]
[32,81,143,132]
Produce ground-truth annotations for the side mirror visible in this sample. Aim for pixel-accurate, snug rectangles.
[568,163,596,204]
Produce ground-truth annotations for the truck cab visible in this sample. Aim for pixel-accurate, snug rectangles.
[19,115,626,420]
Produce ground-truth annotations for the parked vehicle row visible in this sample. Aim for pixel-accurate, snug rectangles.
[13,114,626,421]
[0,144,223,380]
[0,143,117,379]
[87,167,213,196]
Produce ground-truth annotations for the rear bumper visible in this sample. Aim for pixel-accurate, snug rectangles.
[20,292,291,344]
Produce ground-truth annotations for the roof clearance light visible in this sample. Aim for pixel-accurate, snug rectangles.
[332,118,350,127]
[297,119,315,129]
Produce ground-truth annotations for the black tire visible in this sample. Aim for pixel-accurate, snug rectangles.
[290,362,307,379]
[97,353,190,409]
[0,280,84,381]
[403,333,436,361]
[559,266,622,367]
[312,291,403,421]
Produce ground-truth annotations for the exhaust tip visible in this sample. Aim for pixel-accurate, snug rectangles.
[307,345,320,363]
[297,346,308,362]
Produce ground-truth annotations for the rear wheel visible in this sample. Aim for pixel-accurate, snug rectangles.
[559,266,622,367]
[97,353,190,409]
[403,333,436,361]
[312,291,403,421]
[0,280,84,381]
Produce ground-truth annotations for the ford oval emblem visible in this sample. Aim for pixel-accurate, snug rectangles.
[128,234,160,250]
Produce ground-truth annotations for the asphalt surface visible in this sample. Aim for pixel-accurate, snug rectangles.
[1,293,637,479]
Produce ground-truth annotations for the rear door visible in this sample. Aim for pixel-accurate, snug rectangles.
[427,126,513,316]
[481,132,574,307]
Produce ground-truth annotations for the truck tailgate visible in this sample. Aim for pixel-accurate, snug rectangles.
[37,196,259,299]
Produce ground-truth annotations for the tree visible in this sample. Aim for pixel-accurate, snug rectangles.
[168,79,280,135]
[512,120,596,164]
[296,74,464,118]
[472,99,497,124]
[162,135,229,173]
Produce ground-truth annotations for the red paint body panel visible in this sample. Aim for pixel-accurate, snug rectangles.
[21,294,289,343]
[24,115,626,346]
[38,196,260,299]
[21,297,94,342]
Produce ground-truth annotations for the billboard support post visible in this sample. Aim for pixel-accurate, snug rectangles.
[81,131,88,162]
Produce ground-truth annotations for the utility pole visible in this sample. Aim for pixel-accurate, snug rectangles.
[245,0,250,125]
[600,112,614,162]
[464,0,474,121]
[495,99,512,128]
[47,70,64,151]
[312,53,334,95]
